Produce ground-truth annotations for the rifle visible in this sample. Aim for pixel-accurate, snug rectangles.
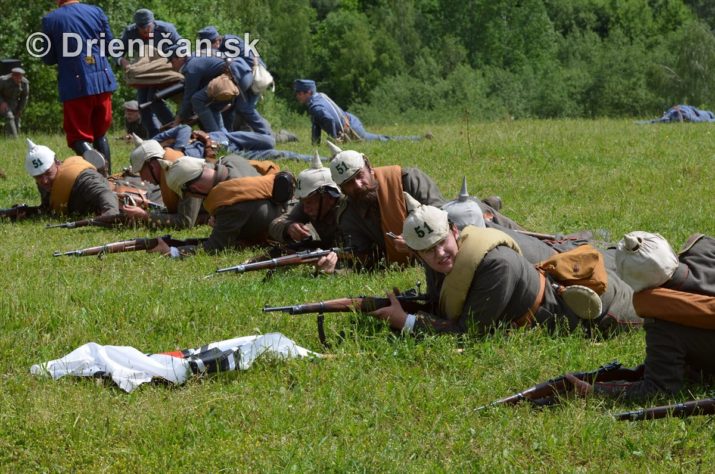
[516,229,594,242]
[53,235,206,257]
[614,398,715,421]
[476,361,645,410]
[216,247,356,274]
[139,82,185,110]
[0,204,42,221]
[46,213,126,229]
[264,285,430,348]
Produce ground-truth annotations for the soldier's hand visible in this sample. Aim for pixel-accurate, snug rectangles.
[120,204,148,221]
[370,292,408,330]
[0,103,7,114]
[565,373,593,397]
[147,237,171,255]
[392,234,409,254]
[315,251,338,274]
[287,222,312,242]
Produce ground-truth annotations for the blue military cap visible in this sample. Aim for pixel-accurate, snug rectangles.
[134,9,155,28]
[294,79,316,93]
[198,26,220,42]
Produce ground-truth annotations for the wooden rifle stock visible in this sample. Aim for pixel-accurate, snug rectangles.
[263,289,430,315]
[53,235,205,257]
[477,361,645,410]
[614,398,715,421]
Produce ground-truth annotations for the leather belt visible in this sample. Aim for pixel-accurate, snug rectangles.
[513,271,546,328]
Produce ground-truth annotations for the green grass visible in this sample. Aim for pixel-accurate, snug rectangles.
[1,119,714,472]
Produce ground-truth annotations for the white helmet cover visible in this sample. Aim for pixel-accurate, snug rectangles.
[615,231,679,292]
[402,193,450,251]
[25,138,56,176]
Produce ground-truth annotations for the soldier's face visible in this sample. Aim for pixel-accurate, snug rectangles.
[295,91,311,105]
[138,24,155,39]
[340,166,377,203]
[34,163,59,192]
[140,160,161,184]
[417,227,459,274]
[11,73,23,85]
[302,192,337,221]
[124,109,140,123]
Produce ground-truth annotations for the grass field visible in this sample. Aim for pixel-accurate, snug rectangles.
[1,119,714,472]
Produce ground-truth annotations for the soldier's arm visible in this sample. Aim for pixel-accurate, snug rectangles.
[74,170,120,216]
[147,195,203,229]
[594,319,689,401]
[18,81,29,112]
[268,203,310,243]
[40,19,58,66]
[178,68,200,121]
[309,101,341,139]
[200,205,253,253]
[402,168,446,207]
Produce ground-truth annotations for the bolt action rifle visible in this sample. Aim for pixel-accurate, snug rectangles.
[0,204,43,222]
[263,285,430,348]
[215,246,358,274]
[614,398,715,421]
[476,361,645,410]
[53,235,206,257]
[45,213,127,229]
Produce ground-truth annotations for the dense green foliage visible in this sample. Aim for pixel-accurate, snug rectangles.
[1,119,714,470]
[3,0,715,132]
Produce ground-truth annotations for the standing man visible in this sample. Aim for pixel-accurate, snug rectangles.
[0,67,29,138]
[117,9,182,136]
[41,0,116,174]
[294,79,425,145]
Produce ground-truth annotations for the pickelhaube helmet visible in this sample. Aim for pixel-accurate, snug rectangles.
[130,136,165,173]
[402,192,450,251]
[615,231,679,292]
[295,150,341,199]
[25,138,55,176]
[441,176,485,230]
[160,157,206,196]
[328,141,367,186]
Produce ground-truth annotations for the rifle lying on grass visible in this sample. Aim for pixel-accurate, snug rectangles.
[477,361,645,409]
[44,211,134,229]
[53,235,206,257]
[216,247,356,274]
[264,286,430,348]
[614,398,715,421]
[0,204,43,221]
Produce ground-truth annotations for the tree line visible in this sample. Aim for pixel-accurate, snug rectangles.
[2,0,715,131]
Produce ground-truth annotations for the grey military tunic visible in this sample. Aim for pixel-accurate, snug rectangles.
[416,245,640,336]
[178,154,285,253]
[40,168,118,216]
[268,196,345,247]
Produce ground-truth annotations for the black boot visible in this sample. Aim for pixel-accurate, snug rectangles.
[73,140,107,176]
[93,136,111,175]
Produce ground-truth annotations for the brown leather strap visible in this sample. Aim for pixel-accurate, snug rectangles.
[513,271,546,328]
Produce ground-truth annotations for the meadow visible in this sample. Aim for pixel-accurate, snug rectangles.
[1,118,714,472]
